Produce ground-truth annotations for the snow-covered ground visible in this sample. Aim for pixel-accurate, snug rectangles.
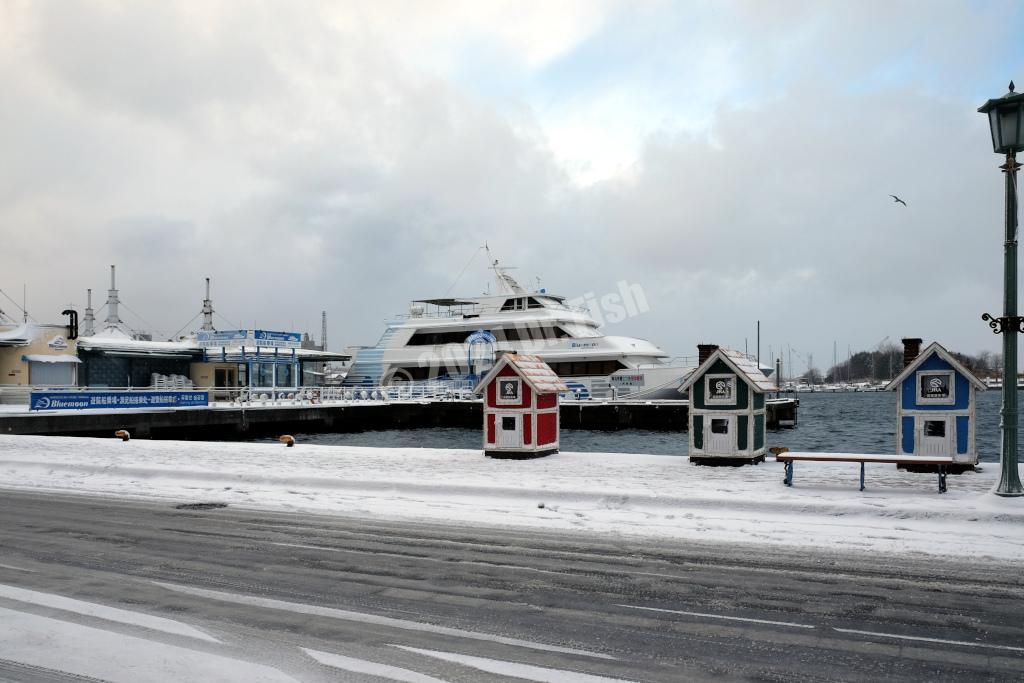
[1,434,1022,562]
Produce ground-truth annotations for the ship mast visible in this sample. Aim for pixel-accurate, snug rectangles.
[484,245,526,295]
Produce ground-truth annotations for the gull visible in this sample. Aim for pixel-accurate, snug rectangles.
[889,195,907,206]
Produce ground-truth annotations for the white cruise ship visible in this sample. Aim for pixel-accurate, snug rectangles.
[343,256,693,399]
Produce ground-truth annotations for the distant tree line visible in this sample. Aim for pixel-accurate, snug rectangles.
[798,344,1001,384]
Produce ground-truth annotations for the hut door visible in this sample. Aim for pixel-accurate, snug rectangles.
[496,414,520,448]
[706,415,736,454]
[920,417,950,457]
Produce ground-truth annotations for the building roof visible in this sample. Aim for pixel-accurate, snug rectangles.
[76,329,200,356]
[678,348,778,394]
[884,342,987,392]
[0,323,37,347]
[22,354,81,364]
[0,323,71,348]
[473,354,569,395]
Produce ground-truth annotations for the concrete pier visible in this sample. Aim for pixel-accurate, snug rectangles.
[0,398,798,439]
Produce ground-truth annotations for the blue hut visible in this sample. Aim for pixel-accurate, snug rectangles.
[885,338,986,465]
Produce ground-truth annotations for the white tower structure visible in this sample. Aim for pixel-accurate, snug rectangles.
[201,278,215,331]
[82,289,96,336]
[104,265,123,331]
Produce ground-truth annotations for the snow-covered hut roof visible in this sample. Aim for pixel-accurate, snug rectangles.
[679,348,777,394]
[884,342,986,392]
[473,354,569,395]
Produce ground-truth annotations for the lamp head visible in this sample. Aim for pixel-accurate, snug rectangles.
[979,81,1024,154]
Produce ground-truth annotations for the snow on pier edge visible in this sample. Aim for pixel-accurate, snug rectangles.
[1,434,1022,562]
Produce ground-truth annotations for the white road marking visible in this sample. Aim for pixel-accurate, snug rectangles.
[0,607,296,683]
[833,627,1024,653]
[153,581,615,660]
[0,583,220,643]
[0,564,35,573]
[303,648,448,683]
[393,646,638,683]
[267,541,567,576]
[618,604,816,629]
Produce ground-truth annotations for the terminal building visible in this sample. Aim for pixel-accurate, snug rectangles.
[192,329,347,397]
[3,268,347,398]
[0,320,81,389]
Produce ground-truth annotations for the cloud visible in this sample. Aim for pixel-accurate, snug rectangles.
[0,0,1020,375]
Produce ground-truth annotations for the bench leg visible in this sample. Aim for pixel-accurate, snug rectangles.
[859,462,865,492]
[938,465,947,494]
[783,461,793,487]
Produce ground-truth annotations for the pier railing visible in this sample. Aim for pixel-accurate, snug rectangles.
[0,382,479,409]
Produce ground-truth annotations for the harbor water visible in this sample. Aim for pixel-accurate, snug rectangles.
[277,391,1020,463]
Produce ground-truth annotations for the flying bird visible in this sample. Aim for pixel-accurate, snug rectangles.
[889,195,907,206]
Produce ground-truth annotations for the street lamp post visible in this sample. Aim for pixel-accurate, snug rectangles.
[980,81,1024,497]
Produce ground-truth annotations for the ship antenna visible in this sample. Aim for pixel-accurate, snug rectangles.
[444,244,486,296]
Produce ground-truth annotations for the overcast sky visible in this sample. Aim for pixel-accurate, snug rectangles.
[2,1,1023,373]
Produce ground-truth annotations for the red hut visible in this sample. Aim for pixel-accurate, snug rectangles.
[474,353,568,458]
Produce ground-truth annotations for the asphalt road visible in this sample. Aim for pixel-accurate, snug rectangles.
[0,489,1020,682]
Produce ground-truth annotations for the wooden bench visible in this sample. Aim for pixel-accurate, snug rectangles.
[773,452,954,494]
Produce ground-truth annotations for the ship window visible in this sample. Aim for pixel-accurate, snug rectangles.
[499,298,528,311]
[405,326,571,346]
[546,360,626,377]
[407,330,475,346]
[526,297,544,309]
[561,323,601,339]
[495,326,570,343]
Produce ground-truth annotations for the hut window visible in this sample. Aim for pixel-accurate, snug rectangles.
[711,418,729,434]
[918,371,954,405]
[502,416,516,430]
[924,420,946,438]
[497,378,522,404]
[705,374,737,405]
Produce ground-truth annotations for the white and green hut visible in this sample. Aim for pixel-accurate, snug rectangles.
[679,345,777,464]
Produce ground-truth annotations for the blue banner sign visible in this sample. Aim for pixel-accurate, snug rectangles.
[197,329,301,349]
[253,330,302,348]
[197,330,249,347]
[30,391,209,411]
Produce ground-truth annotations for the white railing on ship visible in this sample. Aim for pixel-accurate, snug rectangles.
[393,301,591,319]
